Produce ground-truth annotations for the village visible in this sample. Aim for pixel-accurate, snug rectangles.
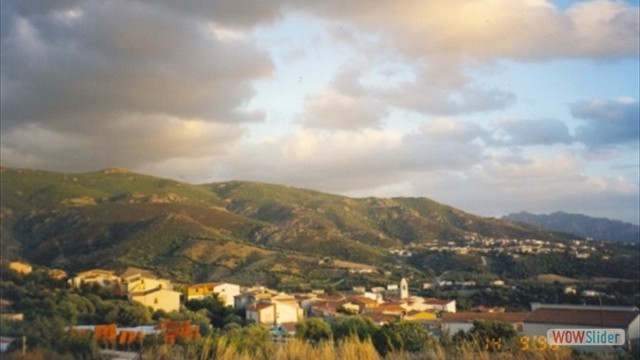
[393,236,607,260]
[3,260,637,356]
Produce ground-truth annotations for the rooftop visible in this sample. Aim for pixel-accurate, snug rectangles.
[442,312,530,324]
[524,308,639,328]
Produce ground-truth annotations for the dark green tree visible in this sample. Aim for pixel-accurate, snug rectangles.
[296,317,333,344]
[373,320,435,356]
[468,319,518,352]
[331,315,378,342]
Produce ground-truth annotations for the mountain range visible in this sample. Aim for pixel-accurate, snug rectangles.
[1,166,576,287]
[502,211,639,244]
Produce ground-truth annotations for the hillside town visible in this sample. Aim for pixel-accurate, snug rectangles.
[393,237,607,259]
[2,261,638,357]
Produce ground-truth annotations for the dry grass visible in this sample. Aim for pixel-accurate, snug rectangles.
[139,336,625,360]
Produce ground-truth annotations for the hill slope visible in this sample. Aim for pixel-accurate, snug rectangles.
[1,166,573,286]
[503,211,640,243]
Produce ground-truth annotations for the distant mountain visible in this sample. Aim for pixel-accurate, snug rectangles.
[0,166,575,286]
[502,211,640,243]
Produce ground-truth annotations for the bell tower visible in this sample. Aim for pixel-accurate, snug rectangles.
[400,278,409,299]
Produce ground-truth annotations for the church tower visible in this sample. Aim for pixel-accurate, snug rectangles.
[400,278,409,299]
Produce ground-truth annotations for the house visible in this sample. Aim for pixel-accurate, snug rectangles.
[351,296,379,311]
[423,298,456,313]
[441,312,530,334]
[234,288,278,309]
[308,298,349,319]
[460,281,477,288]
[69,269,121,292]
[523,303,640,351]
[9,261,32,275]
[564,286,577,295]
[247,301,302,325]
[187,282,240,307]
[130,287,181,313]
[247,303,276,324]
[120,268,172,295]
[48,269,68,280]
[369,303,406,316]
[581,290,602,297]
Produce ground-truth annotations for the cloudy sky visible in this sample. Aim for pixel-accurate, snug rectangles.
[2,0,639,224]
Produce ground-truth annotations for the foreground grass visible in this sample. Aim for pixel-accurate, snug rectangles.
[137,336,620,360]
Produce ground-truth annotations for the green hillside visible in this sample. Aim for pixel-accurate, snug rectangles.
[0,166,574,286]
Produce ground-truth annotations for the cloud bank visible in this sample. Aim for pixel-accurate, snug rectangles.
[1,0,638,223]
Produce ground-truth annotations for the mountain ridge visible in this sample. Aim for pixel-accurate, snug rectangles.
[1,166,576,286]
[502,211,639,243]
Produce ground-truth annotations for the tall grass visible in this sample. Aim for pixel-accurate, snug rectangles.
[142,336,594,360]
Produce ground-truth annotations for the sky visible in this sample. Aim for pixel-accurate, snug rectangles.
[1,0,639,224]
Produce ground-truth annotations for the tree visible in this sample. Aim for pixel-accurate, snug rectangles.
[185,296,240,328]
[296,318,333,344]
[467,319,518,352]
[224,324,273,358]
[331,315,378,342]
[373,320,435,356]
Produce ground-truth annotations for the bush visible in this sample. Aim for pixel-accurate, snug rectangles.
[331,315,378,342]
[373,320,435,356]
[296,317,333,344]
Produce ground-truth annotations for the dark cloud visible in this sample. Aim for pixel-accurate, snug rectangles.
[571,98,640,148]
[1,0,272,170]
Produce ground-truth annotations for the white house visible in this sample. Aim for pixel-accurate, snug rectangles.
[186,282,240,307]
[423,298,456,313]
[246,301,302,325]
[121,273,172,295]
[69,269,121,292]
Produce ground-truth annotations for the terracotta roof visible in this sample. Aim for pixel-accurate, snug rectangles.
[119,267,157,279]
[351,296,377,305]
[442,312,529,324]
[372,304,405,313]
[407,310,436,316]
[361,312,399,323]
[280,322,297,332]
[524,308,639,328]
[424,298,453,305]
[471,306,505,313]
[312,300,347,309]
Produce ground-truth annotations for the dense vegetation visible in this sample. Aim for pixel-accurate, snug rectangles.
[2,265,635,359]
[1,166,576,287]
